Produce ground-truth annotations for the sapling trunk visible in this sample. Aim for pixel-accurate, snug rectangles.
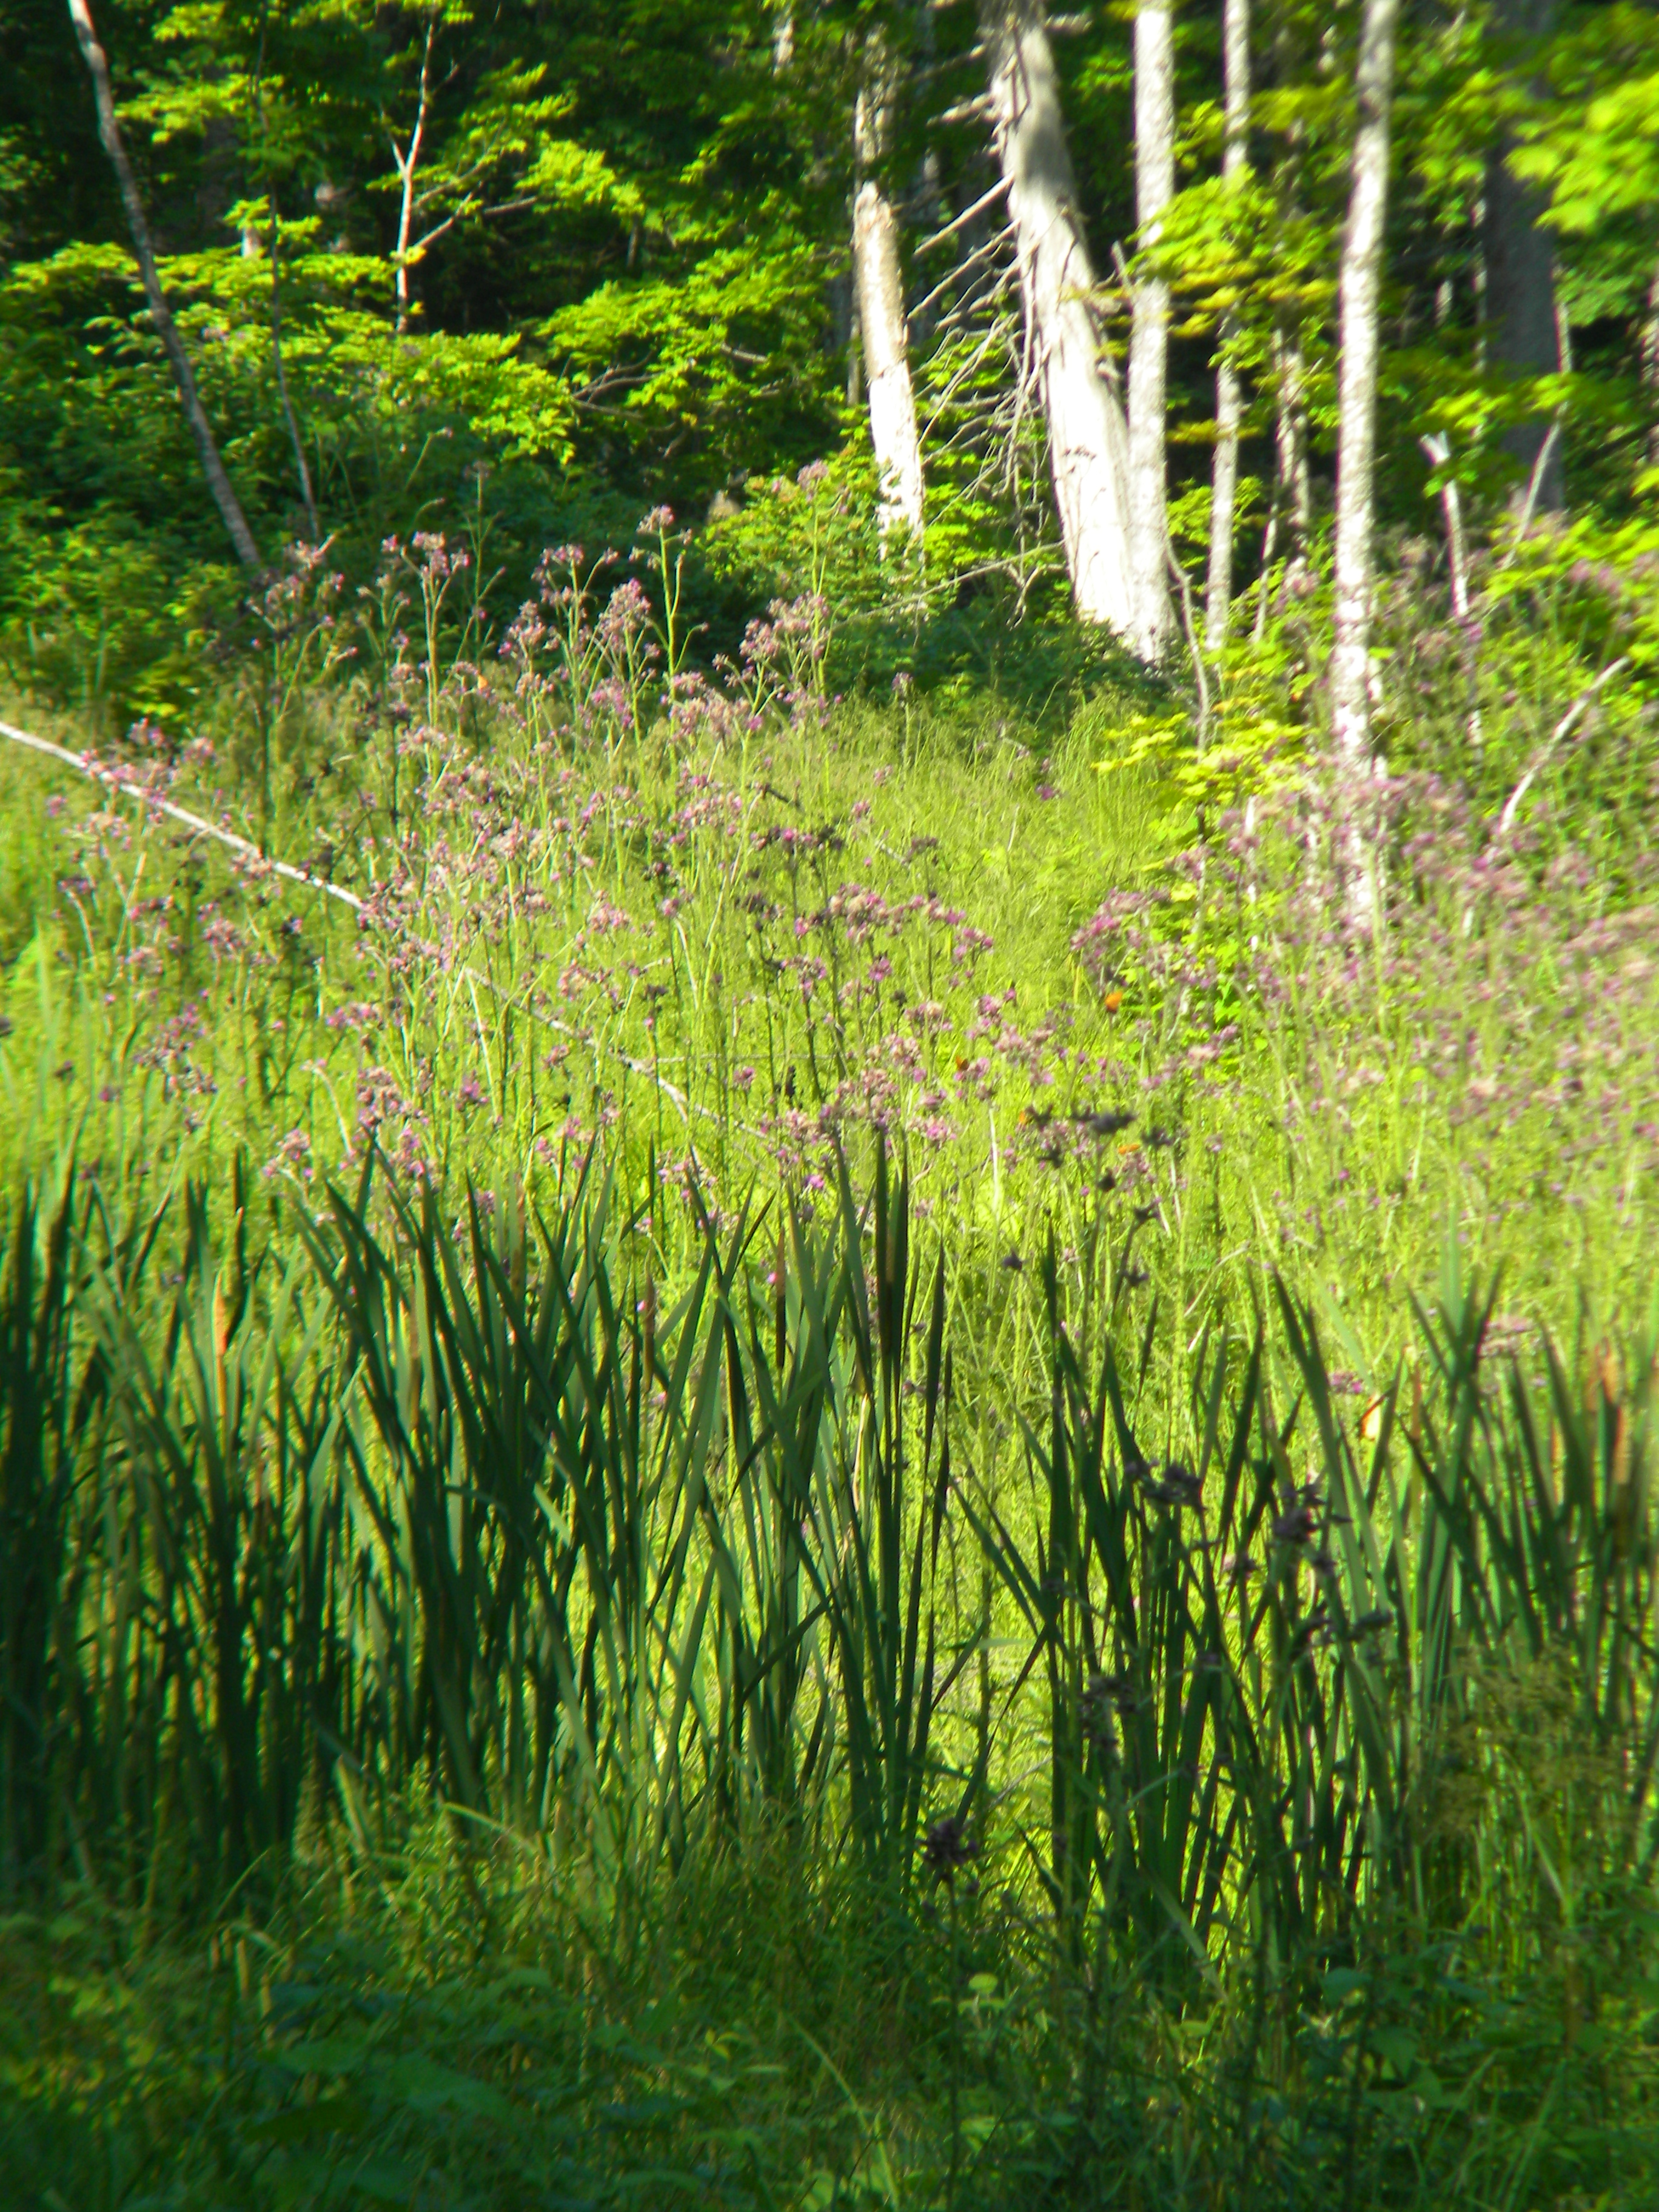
[1484,0,1564,510]
[67,0,262,574]
[1205,0,1252,652]
[1420,431,1483,748]
[266,197,321,541]
[1644,258,1659,468]
[1128,0,1176,663]
[1274,329,1312,581]
[390,14,437,335]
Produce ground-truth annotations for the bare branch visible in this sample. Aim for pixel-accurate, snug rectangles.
[917,175,1010,256]
[1500,417,1564,566]
[0,714,719,1133]
[908,221,1016,324]
[1498,658,1628,836]
[66,0,261,572]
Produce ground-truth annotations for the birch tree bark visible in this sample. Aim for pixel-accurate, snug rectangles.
[1127,0,1176,662]
[853,55,925,541]
[1485,0,1563,510]
[67,0,262,574]
[1205,0,1250,651]
[980,0,1143,640]
[1329,0,1402,921]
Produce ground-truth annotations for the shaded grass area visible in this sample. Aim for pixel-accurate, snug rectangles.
[6,1830,1659,2211]
[2,1135,1658,2206]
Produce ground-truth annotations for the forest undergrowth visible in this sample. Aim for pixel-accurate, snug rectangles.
[1,521,1658,2210]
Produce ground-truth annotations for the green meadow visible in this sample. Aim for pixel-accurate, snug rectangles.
[2,523,1657,2208]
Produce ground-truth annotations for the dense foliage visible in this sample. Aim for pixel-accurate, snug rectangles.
[2,0,1657,714]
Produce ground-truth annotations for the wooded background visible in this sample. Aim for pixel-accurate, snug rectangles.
[3,1,1656,723]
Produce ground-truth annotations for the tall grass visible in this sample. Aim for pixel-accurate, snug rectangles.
[5,1145,1654,1959]
[3,1142,1657,2204]
[1,555,1652,1377]
[3,530,1658,2204]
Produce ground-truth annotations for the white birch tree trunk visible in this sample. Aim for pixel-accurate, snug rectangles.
[1127,0,1176,662]
[1329,0,1402,924]
[980,0,1138,640]
[854,66,925,543]
[1205,0,1250,651]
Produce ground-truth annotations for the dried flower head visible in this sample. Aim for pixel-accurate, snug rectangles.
[923,1814,977,1886]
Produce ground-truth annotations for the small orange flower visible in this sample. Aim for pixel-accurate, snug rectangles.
[1104,990,1124,1013]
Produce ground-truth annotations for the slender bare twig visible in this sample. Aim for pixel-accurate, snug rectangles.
[917,176,1010,256]
[1500,418,1563,568]
[908,223,1016,326]
[931,96,993,130]
[1496,659,1628,836]
[918,320,1009,437]
[66,0,261,572]
[0,716,708,1127]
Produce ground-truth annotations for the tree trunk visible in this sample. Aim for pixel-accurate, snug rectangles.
[854,57,925,542]
[67,0,262,574]
[390,15,437,335]
[1127,0,1176,662]
[980,0,1142,640]
[1643,256,1659,470]
[1265,7,1312,598]
[1329,0,1402,921]
[267,198,321,541]
[1274,330,1312,580]
[1484,0,1563,509]
[1205,0,1250,651]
